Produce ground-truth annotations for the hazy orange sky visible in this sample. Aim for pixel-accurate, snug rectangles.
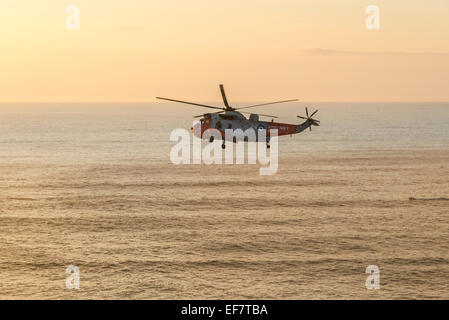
[1,0,448,102]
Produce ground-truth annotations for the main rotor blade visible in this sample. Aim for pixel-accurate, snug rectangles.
[240,111,278,119]
[306,107,309,118]
[156,97,224,110]
[219,84,230,108]
[236,99,299,110]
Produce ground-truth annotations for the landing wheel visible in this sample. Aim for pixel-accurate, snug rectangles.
[209,136,214,143]
[221,142,226,149]
[267,143,270,149]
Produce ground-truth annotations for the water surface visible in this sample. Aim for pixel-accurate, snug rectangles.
[0,102,448,299]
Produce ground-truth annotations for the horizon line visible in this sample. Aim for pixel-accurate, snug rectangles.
[1,100,449,104]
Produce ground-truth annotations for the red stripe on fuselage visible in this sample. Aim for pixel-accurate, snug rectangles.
[267,122,297,136]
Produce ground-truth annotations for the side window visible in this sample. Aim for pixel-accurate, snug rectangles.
[215,121,222,129]
[227,123,232,129]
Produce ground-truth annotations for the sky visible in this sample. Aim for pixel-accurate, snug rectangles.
[1,0,448,102]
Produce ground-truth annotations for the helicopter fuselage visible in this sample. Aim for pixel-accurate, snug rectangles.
[195,111,313,142]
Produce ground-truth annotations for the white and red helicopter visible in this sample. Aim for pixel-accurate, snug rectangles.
[156,84,319,148]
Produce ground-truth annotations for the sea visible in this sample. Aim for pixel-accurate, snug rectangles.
[0,102,448,299]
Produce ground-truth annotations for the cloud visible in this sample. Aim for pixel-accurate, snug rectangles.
[304,48,449,56]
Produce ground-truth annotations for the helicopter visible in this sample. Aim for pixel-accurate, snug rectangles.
[156,84,319,149]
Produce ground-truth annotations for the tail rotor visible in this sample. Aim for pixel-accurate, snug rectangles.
[297,107,320,131]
